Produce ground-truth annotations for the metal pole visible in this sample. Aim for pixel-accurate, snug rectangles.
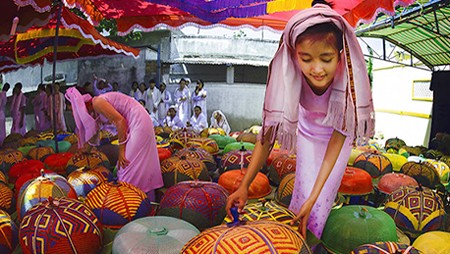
[51,0,63,153]
[156,44,161,87]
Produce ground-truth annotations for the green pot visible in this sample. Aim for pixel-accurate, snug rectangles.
[223,142,255,154]
[322,205,398,254]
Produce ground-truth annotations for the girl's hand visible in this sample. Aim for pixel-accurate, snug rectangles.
[118,145,130,169]
[291,199,315,239]
[225,187,248,219]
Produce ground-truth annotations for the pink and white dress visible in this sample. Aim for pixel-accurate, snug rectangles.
[97,92,163,193]
[288,80,352,239]
[10,92,27,135]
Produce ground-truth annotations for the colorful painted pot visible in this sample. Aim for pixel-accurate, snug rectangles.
[19,197,103,254]
[412,231,450,254]
[218,168,271,199]
[8,159,45,184]
[351,242,419,254]
[236,132,257,144]
[400,161,440,188]
[200,127,226,137]
[376,173,419,195]
[322,205,398,254]
[181,220,311,253]
[354,152,393,178]
[112,216,200,254]
[275,172,295,207]
[268,154,296,186]
[384,186,446,238]
[158,181,228,230]
[0,171,6,183]
[208,134,236,150]
[67,166,113,198]
[220,149,253,173]
[223,142,255,154]
[175,147,216,172]
[383,153,408,172]
[160,156,210,188]
[27,146,54,161]
[43,152,75,175]
[186,137,220,155]
[17,172,77,221]
[0,149,25,175]
[66,150,110,175]
[0,210,18,254]
[385,137,406,152]
[0,181,13,213]
[222,200,298,231]
[85,180,152,230]
[339,167,373,195]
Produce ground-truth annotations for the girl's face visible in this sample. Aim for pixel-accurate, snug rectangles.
[295,37,340,95]
[194,107,201,117]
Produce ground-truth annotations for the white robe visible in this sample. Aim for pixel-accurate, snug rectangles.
[158,90,172,123]
[192,89,207,114]
[173,87,191,125]
[147,88,161,115]
[189,113,208,134]
[210,110,231,135]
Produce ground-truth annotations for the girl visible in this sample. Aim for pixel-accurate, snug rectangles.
[226,2,374,240]
[0,83,10,144]
[33,84,49,132]
[173,78,191,125]
[187,106,208,134]
[157,82,172,125]
[210,110,231,135]
[192,79,207,114]
[65,88,163,201]
[164,105,185,130]
[10,82,27,135]
[48,83,67,132]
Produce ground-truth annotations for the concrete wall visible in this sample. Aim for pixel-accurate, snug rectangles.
[171,35,278,63]
[371,59,433,147]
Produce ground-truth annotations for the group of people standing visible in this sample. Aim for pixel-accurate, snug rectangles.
[0,82,67,144]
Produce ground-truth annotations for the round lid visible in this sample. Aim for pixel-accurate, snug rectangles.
[113,216,200,254]
[322,205,398,254]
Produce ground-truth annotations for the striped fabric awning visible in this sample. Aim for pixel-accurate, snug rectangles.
[356,0,450,70]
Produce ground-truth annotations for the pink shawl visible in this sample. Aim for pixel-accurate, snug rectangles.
[262,4,375,152]
[65,87,97,148]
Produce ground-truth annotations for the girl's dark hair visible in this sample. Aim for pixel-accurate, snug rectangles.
[2,83,10,91]
[312,0,333,8]
[296,22,343,52]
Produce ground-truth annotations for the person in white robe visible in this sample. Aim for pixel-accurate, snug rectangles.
[173,78,191,125]
[210,110,231,135]
[157,82,172,125]
[192,79,207,114]
[187,106,208,134]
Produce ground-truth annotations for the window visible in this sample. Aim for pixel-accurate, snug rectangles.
[412,80,433,101]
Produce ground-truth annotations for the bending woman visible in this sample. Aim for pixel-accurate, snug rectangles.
[66,87,163,201]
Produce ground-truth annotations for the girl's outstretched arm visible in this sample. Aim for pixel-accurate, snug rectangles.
[291,130,346,238]
[225,127,274,218]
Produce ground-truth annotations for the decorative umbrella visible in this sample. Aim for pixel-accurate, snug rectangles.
[0,7,139,66]
[18,0,417,35]
[0,1,51,42]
